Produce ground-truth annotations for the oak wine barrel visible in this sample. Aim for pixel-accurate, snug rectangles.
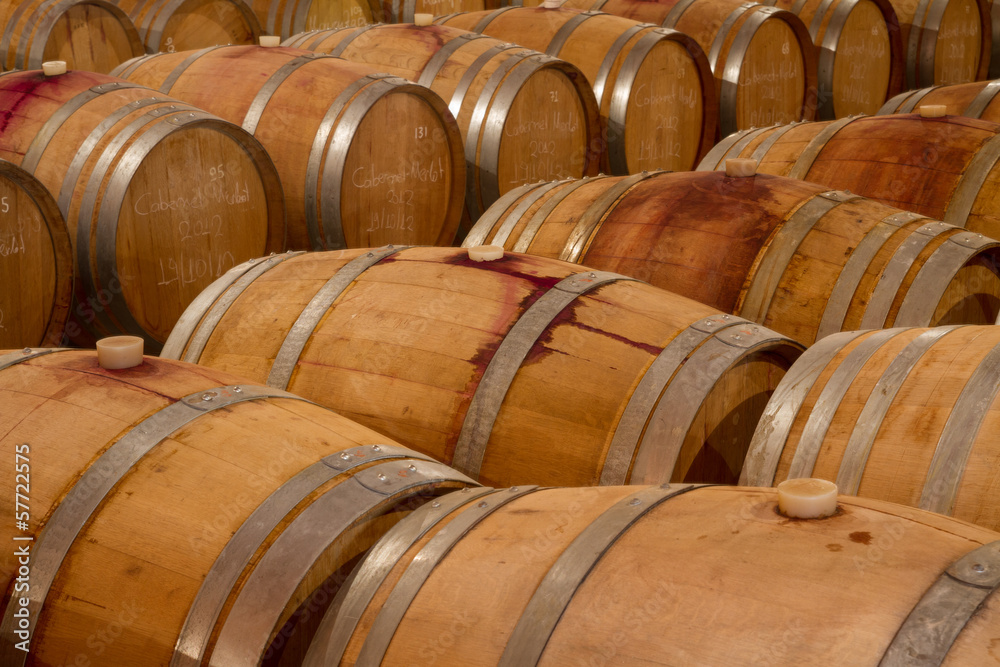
[546,0,900,120]
[113,0,263,53]
[465,169,1000,345]
[0,161,72,349]
[303,484,1000,666]
[380,0,502,22]
[435,6,718,172]
[761,0,905,117]
[283,24,603,225]
[161,246,804,488]
[698,112,1000,238]
[251,0,378,39]
[0,67,286,351]
[879,0,990,87]
[572,0,989,89]
[549,0,820,135]
[744,325,1000,533]
[0,347,476,664]
[112,44,466,251]
[0,0,144,73]
[879,78,1000,120]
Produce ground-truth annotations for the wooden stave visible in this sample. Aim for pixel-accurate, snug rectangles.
[875,79,1000,120]
[283,24,604,226]
[742,324,1000,533]
[0,161,73,349]
[160,246,804,489]
[302,484,1000,666]
[251,0,379,40]
[697,113,1000,240]
[464,170,1000,345]
[436,6,719,172]
[0,68,286,351]
[893,0,991,88]
[582,0,989,88]
[764,0,905,118]
[0,0,145,73]
[111,44,466,251]
[563,0,820,135]
[382,0,494,22]
[113,0,263,53]
[0,348,476,665]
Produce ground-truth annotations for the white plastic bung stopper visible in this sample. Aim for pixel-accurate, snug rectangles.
[725,158,758,178]
[259,35,281,47]
[96,336,144,370]
[414,13,434,26]
[919,104,947,118]
[777,478,838,519]
[543,0,562,7]
[42,61,67,76]
[468,245,504,262]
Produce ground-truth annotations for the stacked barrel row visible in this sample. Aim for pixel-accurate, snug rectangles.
[683,100,1000,537]
[6,0,1000,665]
[258,0,999,119]
[4,0,997,121]
[0,347,480,664]
[0,0,267,72]
[7,287,1000,662]
[0,65,287,353]
[0,42,480,352]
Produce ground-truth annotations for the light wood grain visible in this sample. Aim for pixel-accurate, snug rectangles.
[321,485,1000,666]
[562,0,819,133]
[761,0,903,118]
[284,23,603,228]
[163,246,804,488]
[467,171,1000,344]
[113,44,465,250]
[0,350,471,664]
[763,325,1000,532]
[699,114,1000,239]
[0,0,144,73]
[114,0,261,53]
[0,68,285,349]
[880,79,1000,119]
[889,0,989,86]
[251,0,377,39]
[0,162,72,348]
[438,7,718,171]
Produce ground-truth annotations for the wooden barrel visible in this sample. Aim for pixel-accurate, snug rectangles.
[465,170,1000,345]
[879,78,1000,120]
[113,0,262,53]
[762,0,905,118]
[112,44,465,251]
[381,0,501,22]
[0,0,144,73]
[161,247,804,488]
[547,0,899,120]
[283,24,603,224]
[251,0,378,39]
[0,162,72,349]
[435,7,718,173]
[302,484,1000,666]
[698,112,1000,238]
[549,0,819,135]
[0,67,286,351]
[587,0,990,88]
[881,0,990,87]
[0,347,476,664]
[743,325,1000,533]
